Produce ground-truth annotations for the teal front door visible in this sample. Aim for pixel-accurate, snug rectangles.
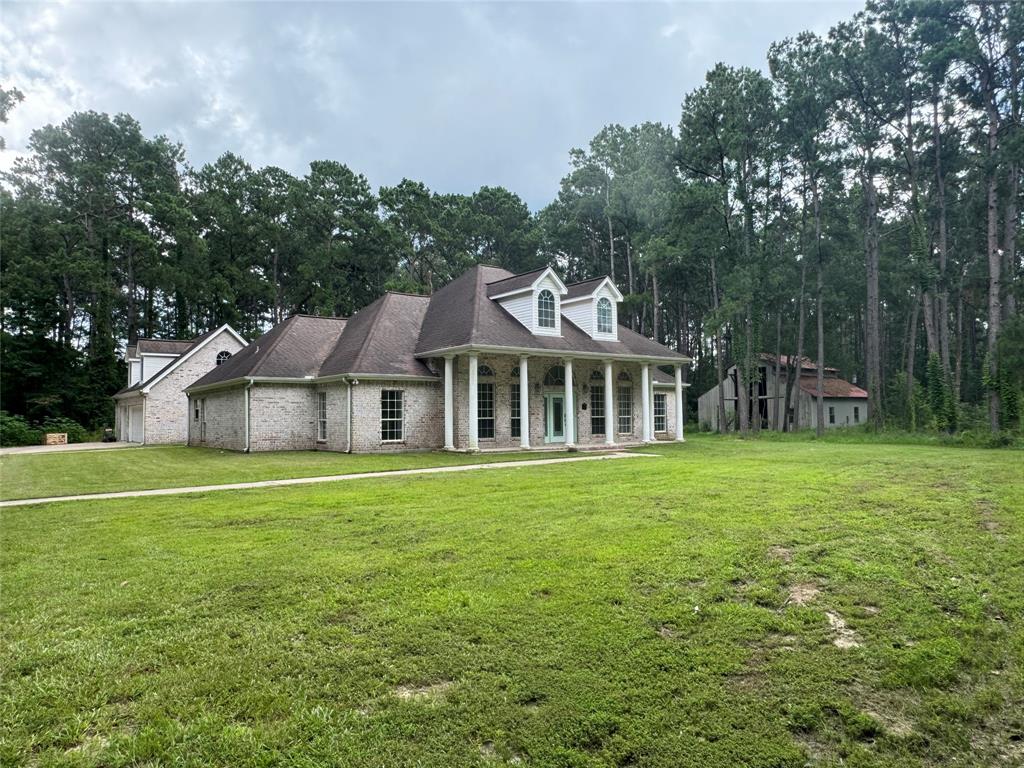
[544,394,565,443]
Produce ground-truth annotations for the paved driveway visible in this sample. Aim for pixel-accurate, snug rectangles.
[0,441,138,457]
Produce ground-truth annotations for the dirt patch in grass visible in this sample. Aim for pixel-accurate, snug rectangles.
[393,680,454,701]
[826,611,862,649]
[657,624,676,639]
[786,582,821,606]
[769,545,794,563]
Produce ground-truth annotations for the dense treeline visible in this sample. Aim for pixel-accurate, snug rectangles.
[1,0,1021,436]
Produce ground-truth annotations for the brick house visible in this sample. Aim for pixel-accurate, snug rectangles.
[113,325,246,444]
[185,265,691,453]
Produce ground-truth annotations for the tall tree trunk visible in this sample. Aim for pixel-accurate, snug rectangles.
[932,93,952,378]
[985,91,1002,433]
[711,256,727,433]
[773,309,782,431]
[736,322,749,437]
[863,151,883,428]
[1005,43,1020,320]
[907,289,920,430]
[651,272,660,344]
[605,180,616,286]
[813,180,825,437]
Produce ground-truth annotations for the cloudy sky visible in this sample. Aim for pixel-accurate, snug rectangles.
[2,1,859,210]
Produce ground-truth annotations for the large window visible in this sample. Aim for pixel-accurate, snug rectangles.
[854,406,860,424]
[654,393,667,433]
[828,406,836,425]
[617,385,633,434]
[381,390,404,441]
[543,365,565,386]
[597,297,613,334]
[537,289,556,329]
[317,391,327,441]
[590,384,605,435]
[510,385,521,438]
[478,382,495,439]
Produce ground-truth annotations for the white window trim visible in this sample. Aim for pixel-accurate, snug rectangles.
[316,391,327,442]
[381,389,405,443]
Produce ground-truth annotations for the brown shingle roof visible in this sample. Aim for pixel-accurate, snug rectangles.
[798,376,868,399]
[319,293,434,378]
[416,264,686,361]
[187,316,347,389]
[136,338,194,355]
[564,277,607,300]
[485,267,547,297]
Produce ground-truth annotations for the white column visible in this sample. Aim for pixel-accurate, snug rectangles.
[675,364,685,442]
[519,355,530,449]
[641,363,652,442]
[443,356,455,450]
[468,353,479,451]
[564,358,575,447]
[604,361,615,446]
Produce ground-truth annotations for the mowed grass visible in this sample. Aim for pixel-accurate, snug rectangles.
[0,445,571,500]
[1,438,1022,767]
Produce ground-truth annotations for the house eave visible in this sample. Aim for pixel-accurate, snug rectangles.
[417,343,691,366]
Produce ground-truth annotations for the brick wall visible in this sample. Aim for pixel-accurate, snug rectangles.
[349,380,443,453]
[188,386,247,450]
[247,383,318,451]
[144,329,245,444]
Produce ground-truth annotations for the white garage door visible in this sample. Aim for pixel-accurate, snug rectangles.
[128,405,144,443]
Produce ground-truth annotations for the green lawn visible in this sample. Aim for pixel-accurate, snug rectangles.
[2,437,1022,767]
[0,445,575,501]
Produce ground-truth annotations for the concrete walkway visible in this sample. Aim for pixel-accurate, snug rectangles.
[0,441,138,457]
[0,451,651,508]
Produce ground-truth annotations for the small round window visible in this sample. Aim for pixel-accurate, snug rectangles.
[216,351,232,366]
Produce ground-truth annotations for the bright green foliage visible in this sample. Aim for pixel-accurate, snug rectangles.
[1,437,1021,766]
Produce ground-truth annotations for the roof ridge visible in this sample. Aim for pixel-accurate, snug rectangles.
[484,266,545,286]
[382,290,431,299]
[249,315,297,378]
[339,294,389,374]
[291,313,350,321]
[566,275,607,286]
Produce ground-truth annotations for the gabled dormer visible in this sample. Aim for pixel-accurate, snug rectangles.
[561,276,624,341]
[486,266,568,337]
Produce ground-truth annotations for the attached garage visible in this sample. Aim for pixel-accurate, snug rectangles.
[128,405,144,443]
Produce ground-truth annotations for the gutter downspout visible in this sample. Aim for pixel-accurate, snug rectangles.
[346,378,354,453]
[244,378,254,453]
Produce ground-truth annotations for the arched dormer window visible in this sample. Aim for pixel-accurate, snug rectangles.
[597,297,613,334]
[511,366,520,378]
[589,369,604,381]
[478,364,495,377]
[617,370,632,382]
[543,365,565,386]
[216,351,232,366]
[537,289,556,329]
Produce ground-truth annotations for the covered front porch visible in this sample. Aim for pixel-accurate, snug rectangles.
[437,352,686,452]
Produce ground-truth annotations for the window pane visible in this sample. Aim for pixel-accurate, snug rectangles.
[381,390,404,441]
[597,298,613,334]
[654,393,666,432]
[590,384,605,435]
[317,391,327,441]
[537,290,555,329]
[510,385,521,438]
[478,382,495,439]
[618,386,632,433]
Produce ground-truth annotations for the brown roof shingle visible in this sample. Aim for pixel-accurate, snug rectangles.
[798,376,868,399]
[319,293,435,378]
[187,316,347,389]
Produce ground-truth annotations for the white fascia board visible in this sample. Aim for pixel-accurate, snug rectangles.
[143,324,242,394]
[415,342,692,365]
[533,267,568,295]
[317,373,439,383]
[139,352,180,358]
[562,277,624,304]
